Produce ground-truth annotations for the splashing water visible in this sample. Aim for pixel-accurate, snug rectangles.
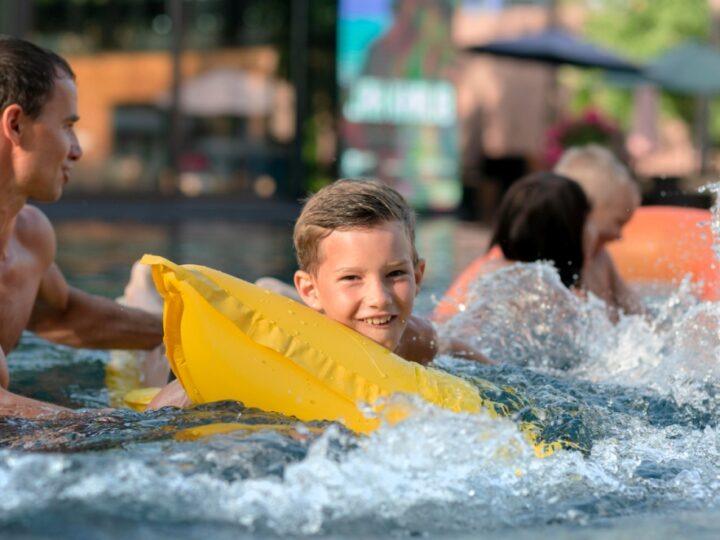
[6,204,720,538]
[700,181,720,262]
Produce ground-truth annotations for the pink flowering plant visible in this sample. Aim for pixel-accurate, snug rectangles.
[544,108,623,166]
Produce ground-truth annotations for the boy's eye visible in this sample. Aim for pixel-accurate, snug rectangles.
[340,274,360,281]
[387,269,408,278]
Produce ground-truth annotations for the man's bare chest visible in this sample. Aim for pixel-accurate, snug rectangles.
[0,249,44,351]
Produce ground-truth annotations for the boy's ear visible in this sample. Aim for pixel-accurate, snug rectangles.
[294,270,323,311]
[414,258,426,294]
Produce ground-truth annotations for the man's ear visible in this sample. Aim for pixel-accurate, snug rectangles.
[1,104,25,144]
[414,258,426,295]
[294,270,323,311]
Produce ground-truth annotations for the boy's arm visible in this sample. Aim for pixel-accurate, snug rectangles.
[396,316,495,365]
[146,379,192,410]
[438,336,494,364]
[605,252,645,316]
[0,346,72,418]
[28,263,163,350]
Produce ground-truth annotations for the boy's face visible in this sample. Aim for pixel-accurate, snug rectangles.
[294,221,424,352]
[589,184,639,253]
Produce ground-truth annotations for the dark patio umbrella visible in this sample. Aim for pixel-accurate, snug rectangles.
[645,41,720,174]
[466,27,641,74]
[646,41,720,96]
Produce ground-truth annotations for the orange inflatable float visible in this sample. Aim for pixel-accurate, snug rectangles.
[434,206,719,321]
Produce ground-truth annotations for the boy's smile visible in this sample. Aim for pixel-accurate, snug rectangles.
[294,221,424,352]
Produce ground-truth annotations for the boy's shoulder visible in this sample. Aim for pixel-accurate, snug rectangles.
[395,315,437,365]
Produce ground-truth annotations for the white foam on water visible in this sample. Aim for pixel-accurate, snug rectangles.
[2,393,719,536]
[439,260,720,399]
[5,190,720,537]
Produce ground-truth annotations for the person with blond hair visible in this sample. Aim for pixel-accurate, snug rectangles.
[554,144,643,316]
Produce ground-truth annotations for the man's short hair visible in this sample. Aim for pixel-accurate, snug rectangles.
[0,36,75,119]
[554,144,635,206]
[294,178,418,274]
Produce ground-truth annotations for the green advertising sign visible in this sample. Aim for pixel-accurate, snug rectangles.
[338,0,461,210]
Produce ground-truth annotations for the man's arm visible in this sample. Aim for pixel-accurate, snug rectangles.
[29,263,163,350]
[0,346,71,417]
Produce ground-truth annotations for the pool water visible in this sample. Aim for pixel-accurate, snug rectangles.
[3,216,720,539]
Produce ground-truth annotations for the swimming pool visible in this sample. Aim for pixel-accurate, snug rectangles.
[3,216,720,539]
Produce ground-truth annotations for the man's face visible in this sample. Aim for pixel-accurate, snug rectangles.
[15,75,82,202]
[589,185,639,251]
[294,221,424,352]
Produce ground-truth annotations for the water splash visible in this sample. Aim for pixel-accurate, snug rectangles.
[1,393,720,537]
[699,181,720,261]
[6,199,720,537]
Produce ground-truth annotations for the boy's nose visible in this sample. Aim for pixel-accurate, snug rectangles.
[366,279,392,308]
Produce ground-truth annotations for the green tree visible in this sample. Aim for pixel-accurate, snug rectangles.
[568,0,712,141]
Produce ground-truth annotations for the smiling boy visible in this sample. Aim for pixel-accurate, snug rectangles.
[292,178,431,359]
[148,179,489,409]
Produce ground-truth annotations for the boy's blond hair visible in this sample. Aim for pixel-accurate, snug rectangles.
[294,178,418,274]
[554,144,637,206]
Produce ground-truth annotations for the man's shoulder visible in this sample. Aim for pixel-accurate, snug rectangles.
[15,205,55,255]
[16,205,53,237]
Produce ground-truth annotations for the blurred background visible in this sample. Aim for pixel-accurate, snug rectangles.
[2,0,719,215]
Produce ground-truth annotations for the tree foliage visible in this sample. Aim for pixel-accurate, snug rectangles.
[583,0,710,61]
[567,0,715,142]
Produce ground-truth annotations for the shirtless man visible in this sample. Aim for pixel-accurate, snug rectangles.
[0,37,163,417]
[554,144,644,316]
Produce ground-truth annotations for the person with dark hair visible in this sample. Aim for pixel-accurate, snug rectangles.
[0,36,163,418]
[488,172,590,288]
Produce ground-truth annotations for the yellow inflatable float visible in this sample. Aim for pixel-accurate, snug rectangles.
[138,255,587,456]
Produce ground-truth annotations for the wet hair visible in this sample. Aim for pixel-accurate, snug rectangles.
[0,36,75,119]
[490,172,590,288]
[554,144,638,208]
[294,178,418,274]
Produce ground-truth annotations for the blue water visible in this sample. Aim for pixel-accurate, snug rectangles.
[3,216,720,539]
